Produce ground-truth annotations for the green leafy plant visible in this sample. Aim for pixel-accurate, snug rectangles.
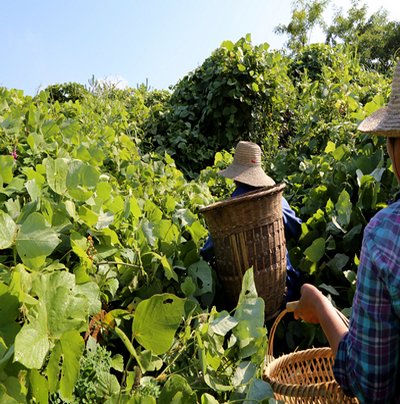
[0,33,398,402]
[144,34,296,177]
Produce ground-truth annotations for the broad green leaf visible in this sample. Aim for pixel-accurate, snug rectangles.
[205,349,221,371]
[331,216,346,233]
[0,211,17,249]
[14,303,49,369]
[0,383,21,404]
[173,208,197,227]
[343,224,362,243]
[16,212,60,269]
[44,157,68,195]
[304,238,326,263]
[3,177,25,196]
[319,283,339,296]
[23,167,45,186]
[238,267,258,303]
[15,272,96,370]
[344,270,357,286]
[0,155,14,184]
[70,231,90,259]
[25,179,40,201]
[371,167,385,182]
[29,370,48,404]
[203,372,232,392]
[231,361,257,387]
[0,287,20,349]
[187,221,208,243]
[76,145,92,161]
[129,196,142,218]
[324,140,336,153]
[332,144,347,161]
[75,281,101,315]
[141,220,156,247]
[234,299,265,349]
[59,330,84,402]
[63,200,77,219]
[158,374,197,404]
[95,210,114,230]
[221,40,234,51]
[95,371,120,398]
[325,198,334,215]
[201,393,219,404]
[364,94,385,114]
[111,354,125,372]
[132,294,185,355]
[4,198,20,220]
[210,311,238,336]
[0,375,27,403]
[156,219,179,243]
[32,271,90,337]
[233,270,266,360]
[157,253,178,282]
[46,341,62,394]
[78,206,98,227]
[66,160,99,201]
[180,276,196,297]
[326,253,349,272]
[188,260,213,296]
[144,200,162,222]
[335,189,352,227]
[96,181,112,200]
[244,378,274,401]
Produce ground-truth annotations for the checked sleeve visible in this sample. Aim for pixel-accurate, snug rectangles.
[333,201,400,403]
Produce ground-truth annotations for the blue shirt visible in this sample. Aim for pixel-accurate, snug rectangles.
[200,183,303,300]
[333,199,400,403]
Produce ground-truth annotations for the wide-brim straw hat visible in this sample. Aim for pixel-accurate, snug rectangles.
[218,141,276,187]
[358,61,400,137]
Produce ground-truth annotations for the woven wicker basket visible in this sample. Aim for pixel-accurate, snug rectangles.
[263,305,359,403]
[199,183,287,320]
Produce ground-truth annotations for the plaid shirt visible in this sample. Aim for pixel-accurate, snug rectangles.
[333,199,400,403]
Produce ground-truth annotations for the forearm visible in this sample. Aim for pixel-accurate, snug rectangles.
[315,295,348,355]
[294,284,348,355]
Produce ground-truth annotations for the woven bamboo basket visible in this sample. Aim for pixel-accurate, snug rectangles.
[263,303,359,403]
[199,183,287,320]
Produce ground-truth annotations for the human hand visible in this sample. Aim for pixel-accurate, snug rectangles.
[293,283,327,324]
[292,283,348,355]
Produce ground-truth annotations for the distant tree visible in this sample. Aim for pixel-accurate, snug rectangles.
[274,0,330,54]
[325,0,400,72]
[143,35,296,177]
[44,82,89,103]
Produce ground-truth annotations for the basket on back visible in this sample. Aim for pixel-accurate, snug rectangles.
[199,183,287,319]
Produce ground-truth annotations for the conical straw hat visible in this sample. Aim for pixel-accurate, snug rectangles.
[218,141,275,187]
[358,61,400,137]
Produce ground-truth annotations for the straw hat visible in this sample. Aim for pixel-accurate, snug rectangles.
[358,61,400,137]
[218,141,276,187]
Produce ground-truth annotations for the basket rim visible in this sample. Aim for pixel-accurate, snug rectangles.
[198,182,286,213]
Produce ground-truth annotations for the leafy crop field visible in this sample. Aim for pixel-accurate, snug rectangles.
[0,36,398,403]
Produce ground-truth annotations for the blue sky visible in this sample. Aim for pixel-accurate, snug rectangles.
[2,0,400,96]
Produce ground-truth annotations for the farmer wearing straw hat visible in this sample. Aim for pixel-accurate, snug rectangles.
[293,61,400,403]
[200,141,303,302]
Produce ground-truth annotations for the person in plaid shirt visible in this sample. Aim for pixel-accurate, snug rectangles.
[293,61,400,403]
